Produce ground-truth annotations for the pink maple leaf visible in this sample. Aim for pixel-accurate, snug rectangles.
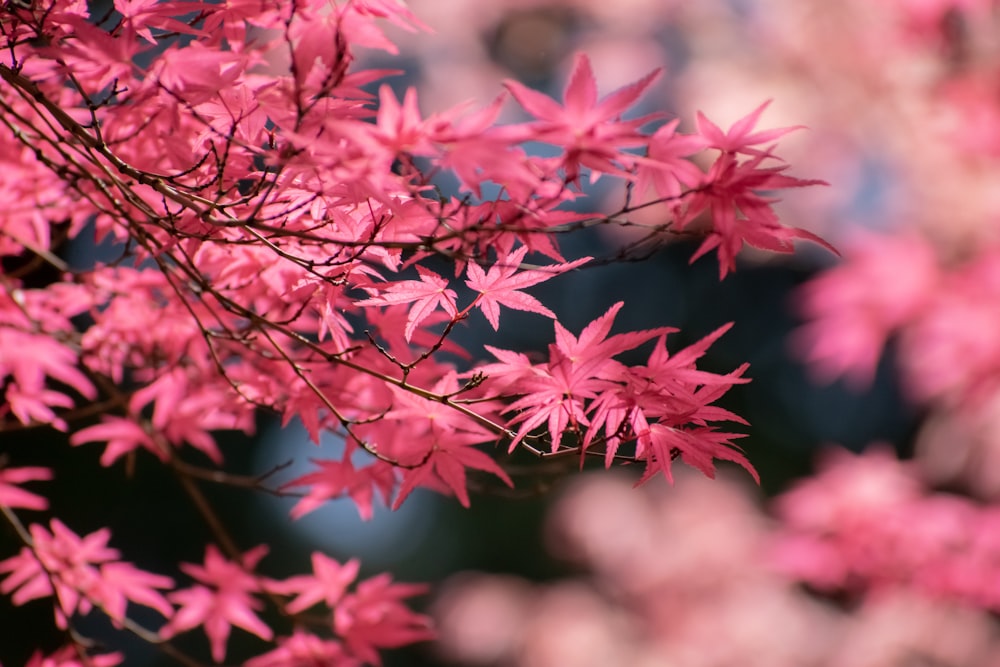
[69,416,163,466]
[160,545,273,663]
[583,324,749,466]
[126,368,255,464]
[465,246,590,330]
[356,267,458,342]
[0,520,173,628]
[0,520,114,624]
[687,151,834,278]
[695,101,803,156]
[373,84,437,157]
[98,561,175,625]
[364,305,471,364]
[0,328,96,431]
[282,457,395,521]
[636,422,756,485]
[333,573,434,665]
[504,52,661,183]
[151,41,248,105]
[114,0,206,44]
[268,552,360,614]
[641,322,748,389]
[0,466,52,510]
[485,302,671,452]
[551,301,673,381]
[498,353,602,453]
[392,430,514,509]
[24,647,123,667]
[434,95,542,200]
[792,231,938,388]
[634,118,708,201]
[245,630,360,667]
[51,19,143,93]
[383,374,513,507]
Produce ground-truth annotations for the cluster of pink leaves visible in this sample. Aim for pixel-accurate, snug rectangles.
[0,491,430,666]
[0,0,831,663]
[14,648,122,667]
[478,302,757,485]
[0,0,826,512]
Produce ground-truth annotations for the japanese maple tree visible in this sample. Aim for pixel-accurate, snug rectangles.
[0,0,832,664]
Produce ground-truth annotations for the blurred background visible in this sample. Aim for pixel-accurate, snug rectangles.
[7,0,1000,664]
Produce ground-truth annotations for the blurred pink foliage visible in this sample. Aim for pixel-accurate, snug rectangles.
[773,448,1000,609]
[434,455,1000,667]
[736,0,1000,498]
